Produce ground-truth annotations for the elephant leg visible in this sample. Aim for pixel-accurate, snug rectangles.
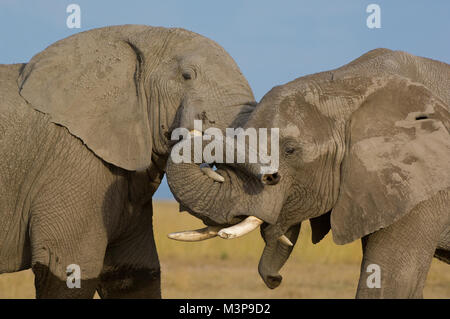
[31,221,107,299]
[97,202,161,299]
[31,226,106,298]
[97,265,161,299]
[30,188,108,298]
[356,199,445,298]
[32,262,99,299]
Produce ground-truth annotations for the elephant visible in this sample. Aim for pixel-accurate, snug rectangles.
[0,25,256,298]
[166,48,450,298]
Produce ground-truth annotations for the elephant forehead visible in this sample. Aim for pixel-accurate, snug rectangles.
[283,123,300,137]
[177,53,207,66]
[173,36,233,64]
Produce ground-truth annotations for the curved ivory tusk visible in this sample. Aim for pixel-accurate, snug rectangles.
[187,130,224,182]
[167,226,221,242]
[278,235,293,246]
[200,163,224,182]
[218,216,264,239]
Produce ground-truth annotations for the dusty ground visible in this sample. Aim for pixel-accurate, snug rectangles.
[0,201,448,298]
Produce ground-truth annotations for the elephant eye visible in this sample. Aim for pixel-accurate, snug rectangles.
[181,68,196,81]
[285,146,296,155]
[182,72,192,80]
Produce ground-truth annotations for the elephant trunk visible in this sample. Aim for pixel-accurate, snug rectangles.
[258,223,301,289]
[166,160,232,226]
[166,135,252,226]
[166,133,296,288]
[166,134,286,227]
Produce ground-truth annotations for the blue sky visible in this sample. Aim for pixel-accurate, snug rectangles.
[1,1,449,199]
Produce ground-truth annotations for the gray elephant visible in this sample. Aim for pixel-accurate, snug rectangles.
[0,25,256,298]
[166,49,450,298]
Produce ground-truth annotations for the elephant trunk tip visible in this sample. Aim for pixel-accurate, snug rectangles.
[258,264,283,289]
[261,172,281,185]
[263,274,283,289]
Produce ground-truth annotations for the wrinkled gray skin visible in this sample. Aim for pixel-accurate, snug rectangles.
[167,49,450,298]
[0,25,255,298]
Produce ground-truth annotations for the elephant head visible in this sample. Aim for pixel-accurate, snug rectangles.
[166,49,450,288]
[17,25,255,171]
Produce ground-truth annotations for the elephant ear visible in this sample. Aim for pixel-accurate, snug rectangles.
[332,77,450,245]
[18,27,152,170]
[309,211,331,244]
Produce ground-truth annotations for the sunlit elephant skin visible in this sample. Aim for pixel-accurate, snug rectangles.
[167,49,450,298]
[0,25,256,298]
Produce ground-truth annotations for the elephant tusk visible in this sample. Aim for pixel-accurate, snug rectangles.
[187,130,224,182]
[218,216,264,239]
[278,235,293,246]
[200,163,224,182]
[167,226,221,242]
